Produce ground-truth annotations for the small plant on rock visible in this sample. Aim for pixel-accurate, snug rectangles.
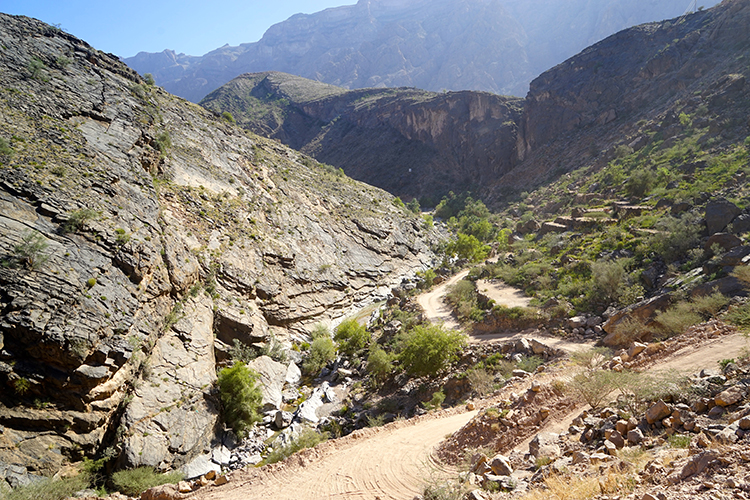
[217,362,263,438]
[12,231,51,270]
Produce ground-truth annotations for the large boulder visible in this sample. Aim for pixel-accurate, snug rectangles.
[247,356,287,411]
[528,432,561,459]
[602,294,671,346]
[705,198,741,235]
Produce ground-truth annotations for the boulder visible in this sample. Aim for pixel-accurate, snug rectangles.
[488,454,513,476]
[704,233,742,253]
[627,428,644,444]
[528,432,561,459]
[181,453,221,480]
[679,450,718,480]
[690,276,747,299]
[285,362,302,386]
[646,400,671,425]
[538,222,568,236]
[602,294,671,345]
[705,198,741,235]
[715,386,746,406]
[274,410,293,429]
[141,484,183,500]
[729,213,750,234]
[248,356,287,411]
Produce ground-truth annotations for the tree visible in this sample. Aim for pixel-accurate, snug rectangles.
[303,336,336,375]
[444,233,489,262]
[217,362,262,438]
[334,319,370,357]
[398,324,466,377]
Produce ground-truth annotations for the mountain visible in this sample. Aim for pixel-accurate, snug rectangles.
[201,1,750,205]
[124,0,718,103]
[200,72,523,201]
[0,13,434,479]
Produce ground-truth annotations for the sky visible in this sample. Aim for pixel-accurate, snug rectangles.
[0,0,353,58]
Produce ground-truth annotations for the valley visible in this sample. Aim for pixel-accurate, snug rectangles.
[0,1,749,499]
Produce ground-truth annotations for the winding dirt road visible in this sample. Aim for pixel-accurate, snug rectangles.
[192,410,478,500]
[416,270,469,330]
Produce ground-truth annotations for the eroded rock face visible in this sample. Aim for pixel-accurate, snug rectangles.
[0,13,435,476]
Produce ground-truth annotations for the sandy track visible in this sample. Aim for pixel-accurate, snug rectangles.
[416,269,470,330]
[476,279,531,308]
[192,410,478,500]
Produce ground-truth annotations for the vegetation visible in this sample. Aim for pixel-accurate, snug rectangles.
[110,467,184,497]
[10,231,50,270]
[61,208,97,233]
[304,336,336,375]
[398,324,466,377]
[217,362,263,438]
[366,345,394,384]
[334,319,370,357]
[2,472,91,500]
[221,111,236,123]
[264,428,329,465]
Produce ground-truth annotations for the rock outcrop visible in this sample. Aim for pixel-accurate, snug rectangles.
[0,13,435,478]
[200,72,523,200]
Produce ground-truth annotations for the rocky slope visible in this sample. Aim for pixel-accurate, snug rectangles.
[0,13,436,482]
[123,0,715,103]
[200,72,523,200]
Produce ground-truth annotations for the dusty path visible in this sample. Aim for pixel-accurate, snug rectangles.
[416,269,469,330]
[476,279,531,308]
[192,410,478,500]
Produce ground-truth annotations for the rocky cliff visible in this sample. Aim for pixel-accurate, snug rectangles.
[0,13,435,480]
[200,72,523,201]
[124,0,715,103]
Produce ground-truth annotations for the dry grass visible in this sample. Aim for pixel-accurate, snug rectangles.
[519,474,600,500]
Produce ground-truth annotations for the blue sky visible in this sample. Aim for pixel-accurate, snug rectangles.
[1,0,353,58]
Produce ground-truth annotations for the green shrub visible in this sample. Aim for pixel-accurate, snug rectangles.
[310,324,331,340]
[0,137,13,157]
[398,324,466,377]
[570,370,619,409]
[3,472,91,500]
[624,169,655,198]
[12,231,50,270]
[406,198,420,214]
[27,57,47,80]
[591,259,625,304]
[691,290,730,319]
[303,336,336,375]
[466,368,494,396]
[62,208,97,233]
[334,319,370,357]
[650,215,700,263]
[217,362,263,438]
[143,73,155,86]
[130,83,147,100]
[154,131,171,156]
[264,428,329,465]
[726,302,750,330]
[114,228,130,246]
[110,467,183,497]
[653,301,702,338]
[367,345,394,383]
[221,111,236,124]
[424,390,446,410]
[444,233,490,262]
[668,434,691,449]
[516,355,544,373]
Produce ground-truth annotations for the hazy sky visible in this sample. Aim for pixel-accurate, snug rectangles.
[1,0,353,58]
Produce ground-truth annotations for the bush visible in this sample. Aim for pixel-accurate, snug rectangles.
[217,362,262,438]
[467,368,494,396]
[61,208,97,233]
[143,73,155,86]
[12,231,50,270]
[154,131,171,156]
[691,290,730,319]
[624,169,655,198]
[398,324,466,377]
[653,301,702,338]
[264,428,329,465]
[3,473,91,500]
[334,319,370,357]
[221,111,236,124]
[591,259,625,304]
[367,345,394,384]
[650,215,700,263]
[727,302,750,330]
[0,137,13,157]
[110,467,183,497]
[444,233,489,262]
[570,370,619,409]
[424,390,445,410]
[303,336,336,375]
[27,57,47,80]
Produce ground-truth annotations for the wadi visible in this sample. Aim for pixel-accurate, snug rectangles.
[0,1,749,500]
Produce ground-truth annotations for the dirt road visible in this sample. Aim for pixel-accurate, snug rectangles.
[192,410,478,500]
[416,269,469,330]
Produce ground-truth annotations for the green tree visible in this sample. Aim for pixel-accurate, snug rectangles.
[143,73,155,86]
[445,233,489,262]
[217,362,262,438]
[367,345,394,383]
[304,336,336,375]
[334,319,370,357]
[398,324,466,377]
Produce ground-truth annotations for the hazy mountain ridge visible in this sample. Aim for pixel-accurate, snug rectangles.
[124,0,716,103]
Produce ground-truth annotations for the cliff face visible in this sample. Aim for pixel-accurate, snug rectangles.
[201,72,523,201]
[499,0,750,191]
[0,14,434,477]
[124,0,714,103]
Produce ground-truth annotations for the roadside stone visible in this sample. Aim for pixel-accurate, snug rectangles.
[603,439,617,455]
[177,481,192,493]
[140,484,183,500]
[627,342,647,358]
[646,400,671,424]
[715,386,746,407]
[214,475,229,486]
[529,432,561,459]
[489,454,513,475]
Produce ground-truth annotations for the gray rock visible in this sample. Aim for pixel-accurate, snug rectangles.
[181,453,221,480]
[274,410,294,430]
[248,356,288,411]
[211,445,232,466]
[705,198,741,235]
[528,432,561,459]
[285,362,302,386]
